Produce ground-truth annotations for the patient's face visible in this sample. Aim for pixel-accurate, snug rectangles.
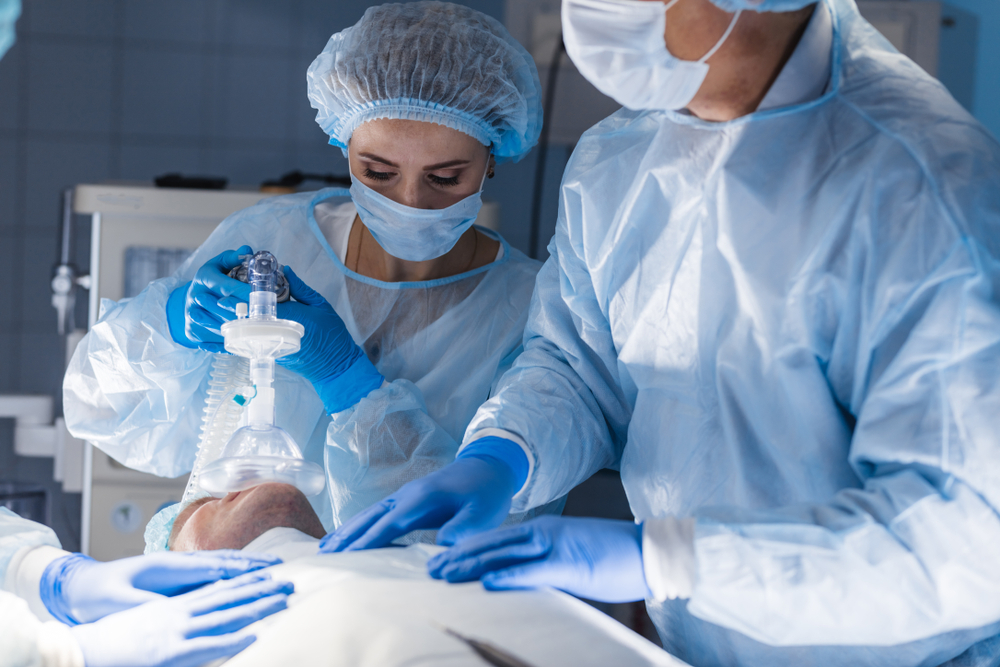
[170,482,325,551]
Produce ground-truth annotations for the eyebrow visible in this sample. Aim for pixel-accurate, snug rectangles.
[357,153,471,171]
[358,152,398,168]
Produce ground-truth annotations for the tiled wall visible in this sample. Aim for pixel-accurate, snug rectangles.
[0,0,565,551]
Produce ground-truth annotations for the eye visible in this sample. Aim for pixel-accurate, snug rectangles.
[363,168,393,182]
[429,173,460,187]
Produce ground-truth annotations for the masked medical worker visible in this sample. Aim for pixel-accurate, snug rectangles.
[63,1,562,545]
[0,8,293,666]
[324,0,1000,664]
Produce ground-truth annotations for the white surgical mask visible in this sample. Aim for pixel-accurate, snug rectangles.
[349,162,488,263]
[562,0,741,111]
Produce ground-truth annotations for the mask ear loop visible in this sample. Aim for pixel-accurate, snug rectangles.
[477,159,490,194]
[698,9,742,64]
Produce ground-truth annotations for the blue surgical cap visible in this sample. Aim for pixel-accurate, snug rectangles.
[0,0,20,61]
[306,1,542,164]
[144,502,182,554]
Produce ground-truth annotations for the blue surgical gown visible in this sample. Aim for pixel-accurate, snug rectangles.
[64,189,561,530]
[466,0,1000,664]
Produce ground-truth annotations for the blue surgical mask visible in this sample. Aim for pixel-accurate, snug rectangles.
[349,165,487,263]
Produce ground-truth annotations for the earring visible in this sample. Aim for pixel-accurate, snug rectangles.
[487,165,495,179]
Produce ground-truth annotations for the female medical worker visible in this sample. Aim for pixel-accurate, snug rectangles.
[63,1,560,542]
[0,6,291,667]
[326,0,1000,665]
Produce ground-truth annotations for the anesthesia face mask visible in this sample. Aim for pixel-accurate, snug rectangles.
[198,251,325,498]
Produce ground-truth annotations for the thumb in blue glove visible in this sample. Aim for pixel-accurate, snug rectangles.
[427,515,652,603]
[70,572,293,667]
[40,550,282,625]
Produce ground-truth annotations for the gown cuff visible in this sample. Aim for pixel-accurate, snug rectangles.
[458,430,533,498]
[317,353,385,415]
[3,545,70,622]
[641,516,697,602]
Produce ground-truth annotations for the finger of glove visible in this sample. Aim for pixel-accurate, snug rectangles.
[481,561,561,592]
[217,295,243,314]
[131,552,281,596]
[70,588,164,624]
[339,494,458,552]
[184,305,226,342]
[186,593,289,637]
[197,250,252,300]
[428,526,534,575]
[187,576,292,614]
[208,246,252,274]
[435,541,550,583]
[318,499,395,553]
[186,323,223,347]
[192,290,240,322]
[186,323,223,346]
[165,630,257,667]
[284,266,332,310]
[435,494,514,548]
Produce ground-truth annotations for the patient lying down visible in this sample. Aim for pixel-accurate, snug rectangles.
[170,483,325,552]
[169,483,672,666]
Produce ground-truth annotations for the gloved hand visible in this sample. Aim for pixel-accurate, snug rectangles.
[427,516,651,603]
[219,265,383,413]
[70,572,293,667]
[40,549,282,625]
[166,245,253,353]
[319,436,529,552]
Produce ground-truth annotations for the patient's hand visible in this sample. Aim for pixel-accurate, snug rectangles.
[171,483,325,551]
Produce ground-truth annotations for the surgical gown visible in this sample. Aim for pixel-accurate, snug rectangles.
[0,509,80,667]
[465,0,1000,664]
[64,188,560,530]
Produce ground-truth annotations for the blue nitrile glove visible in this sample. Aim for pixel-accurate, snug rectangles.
[70,572,293,667]
[40,550,282,625]
[319,436,529,552]
[427,515,651,603]
[166,245,253,353]
[220,265,383,414]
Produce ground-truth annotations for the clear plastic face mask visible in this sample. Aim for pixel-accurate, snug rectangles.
[198,251,325,498]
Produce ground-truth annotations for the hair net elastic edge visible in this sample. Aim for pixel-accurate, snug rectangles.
[144,502,182,554]
[324,98,500,156]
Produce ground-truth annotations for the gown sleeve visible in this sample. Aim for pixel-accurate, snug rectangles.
[62,274,213,477]
[0,591,83,667]
[325,344,566,527]
[62,200,323,479]
[664,235,1000,646]
[465,186,633,514]
[0,509,71,633]
[0,508,61,586]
